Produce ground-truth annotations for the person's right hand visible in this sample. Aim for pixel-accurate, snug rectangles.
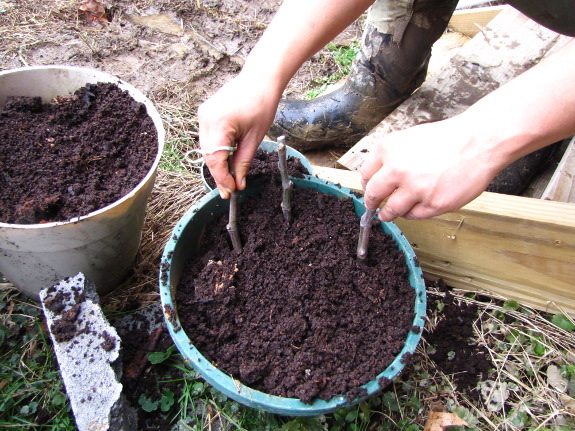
[198,72,282,199]
[360,115,503,221]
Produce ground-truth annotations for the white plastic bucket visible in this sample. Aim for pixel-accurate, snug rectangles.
[0,66,165,299]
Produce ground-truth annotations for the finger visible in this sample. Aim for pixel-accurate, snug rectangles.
[203,151,236,199]
[362,168,398,211]
[401,203,436,220]
[377,188,420,222]
[359,152,384,191]
[232,136,262,190]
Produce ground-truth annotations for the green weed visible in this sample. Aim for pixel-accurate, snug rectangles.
[160,138,195,173]
[305,40,360,100]
[0,287,75,430]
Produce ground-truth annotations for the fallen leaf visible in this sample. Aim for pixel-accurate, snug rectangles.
[547,365,568,392]
[480,380,509,412]
[560,394,575,413]
[78,0,108,22]
[423,411,469,431]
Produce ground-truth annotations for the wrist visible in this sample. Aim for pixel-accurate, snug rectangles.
[238,59,287,100]
[458,106,539,175]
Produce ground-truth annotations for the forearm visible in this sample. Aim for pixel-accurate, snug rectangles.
[240,0,374,93]
[461,38,575,172]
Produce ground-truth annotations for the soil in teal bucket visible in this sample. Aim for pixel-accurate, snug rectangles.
[175,175,418,404]
[0,82,158,224]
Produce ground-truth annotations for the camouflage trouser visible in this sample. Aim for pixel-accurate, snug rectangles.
[368,0,575,40]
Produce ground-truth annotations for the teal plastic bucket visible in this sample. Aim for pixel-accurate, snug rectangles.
[201,140,314,191]
[159,175,426,416]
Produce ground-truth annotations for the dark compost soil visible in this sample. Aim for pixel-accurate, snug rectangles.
[174,172,420,404]
[423,280,493,399]
[0,82,158,224]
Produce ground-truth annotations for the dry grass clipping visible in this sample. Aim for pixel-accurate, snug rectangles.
[101,167,205,311]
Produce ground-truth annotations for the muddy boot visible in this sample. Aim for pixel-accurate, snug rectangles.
[267,0,459,151]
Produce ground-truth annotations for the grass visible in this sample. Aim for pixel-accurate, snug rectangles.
[2,273,575,430]
[0,286,75,430]
[305,40,360,99]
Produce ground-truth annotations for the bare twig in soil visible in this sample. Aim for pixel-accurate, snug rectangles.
[357,209,375,260]
[226,154,242,251]
[277,136,293,224]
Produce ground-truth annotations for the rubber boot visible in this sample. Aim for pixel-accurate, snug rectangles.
[267,0,459,151]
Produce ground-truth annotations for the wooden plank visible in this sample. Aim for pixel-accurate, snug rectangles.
[313,166,575,317]
[448,5,505,38]
[541,136,575,203]
[338,7,568,172]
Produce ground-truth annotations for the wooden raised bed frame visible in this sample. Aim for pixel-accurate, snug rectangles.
[309,7,575,317]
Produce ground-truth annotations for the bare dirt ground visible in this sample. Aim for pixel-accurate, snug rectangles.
[0,0,361,120]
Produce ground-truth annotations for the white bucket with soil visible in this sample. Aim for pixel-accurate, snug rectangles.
[0,66,165,300]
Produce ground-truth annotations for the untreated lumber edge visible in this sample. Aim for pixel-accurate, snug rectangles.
[313,166,575,318]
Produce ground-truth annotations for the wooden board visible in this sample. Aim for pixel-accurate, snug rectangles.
[338,7,571,172]
[541,136,575,203]
[448,5,505,38]
[312,166,575,317]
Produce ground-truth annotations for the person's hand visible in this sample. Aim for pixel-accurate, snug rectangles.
[198,72,282,199]
[360,116,503,221]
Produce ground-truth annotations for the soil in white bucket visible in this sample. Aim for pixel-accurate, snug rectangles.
[0,66,165,299]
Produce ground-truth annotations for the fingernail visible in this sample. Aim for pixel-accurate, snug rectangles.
[240,177,246,190]
[219,188,230,199]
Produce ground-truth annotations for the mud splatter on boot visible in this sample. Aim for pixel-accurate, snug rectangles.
[268,0,459,151]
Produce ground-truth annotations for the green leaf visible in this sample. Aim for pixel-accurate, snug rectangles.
[508,408,528,427]
[191,381,206,396]
[381,391,400,412]
[138,394,159,412]
[532,340,546,357]
[280,417,324,431]
[20,401,38,416]
[551,314,575,332]
[503,300,520,310]
[160,388,175,412]
[453,406,479,426]
[148,345,176,364]
[345,409,358,423]
[505,329,526,345]
[51,392,68,407]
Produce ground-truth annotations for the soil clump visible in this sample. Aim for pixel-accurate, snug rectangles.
[175,169,419,404]
[0,82,158,224]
